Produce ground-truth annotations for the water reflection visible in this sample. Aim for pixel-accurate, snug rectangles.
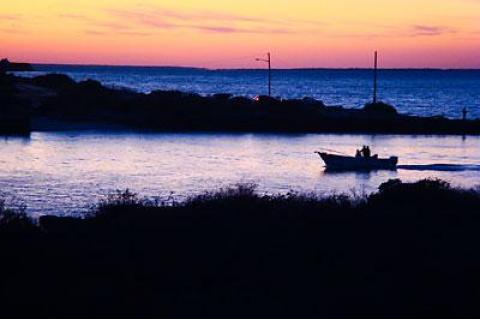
[0,131,478,215]
[18,67,480,119]
[1,134,31,144]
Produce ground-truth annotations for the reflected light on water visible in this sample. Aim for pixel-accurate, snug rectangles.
[0,132,479,215]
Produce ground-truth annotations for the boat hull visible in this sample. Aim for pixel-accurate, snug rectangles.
[317,152,398,171]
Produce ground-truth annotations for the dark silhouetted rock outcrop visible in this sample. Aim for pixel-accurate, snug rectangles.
[364,101,398,116]
[2,72,479,134]
[0,58,34,72]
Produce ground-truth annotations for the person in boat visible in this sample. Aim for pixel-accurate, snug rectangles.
[360,145,370,158]
[365,146,371,158]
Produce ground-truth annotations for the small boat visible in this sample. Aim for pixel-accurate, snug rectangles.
[315,151,398,171]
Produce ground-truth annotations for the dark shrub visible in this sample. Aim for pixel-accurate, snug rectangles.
[213,93,232,101]
[0,58,9,72]
[4,180,480,318]
[377,178,403,193]
[364,101,398,115]
[77,79,104,92]
[32,73,76,90]
[0,200,35,234]
[150,90,185,99]
[185,183,258,207]
[0,73,15,93]
[230,96,254,107]
[255,95,280,106]
[302,97,326,108]
[368,178,480,216]
[377,178,452,196]
[0,58,33,72]
[95,189,148,216]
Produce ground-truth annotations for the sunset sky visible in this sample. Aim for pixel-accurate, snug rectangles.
[1,0,480,68]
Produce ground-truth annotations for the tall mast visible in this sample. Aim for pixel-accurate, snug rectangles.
[267,52,271,97]
[256,52,272,97]
[373,51,378,104]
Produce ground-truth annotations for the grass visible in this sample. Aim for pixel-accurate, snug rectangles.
[1,178,480,318]
[0,199,35,234]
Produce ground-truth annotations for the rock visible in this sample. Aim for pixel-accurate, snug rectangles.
[254,95,281,106]
[302,97,326,107]
[363,102,398,115]
[32,74,76,90]
[78,79,104,91]
[213,93,232,101]
[0,58,34,72]
[230,96,254,107]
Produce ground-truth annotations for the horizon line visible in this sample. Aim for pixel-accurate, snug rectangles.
[30,62,480,71]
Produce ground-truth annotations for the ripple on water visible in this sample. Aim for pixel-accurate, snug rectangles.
[0,132,479,215]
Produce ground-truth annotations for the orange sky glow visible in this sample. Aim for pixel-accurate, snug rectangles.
[1,0,480,68]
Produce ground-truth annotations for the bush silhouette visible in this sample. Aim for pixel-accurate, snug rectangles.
[0,200,35,234]
[2,179,480,318]
[364,101,398,115]
[6,72,478,134]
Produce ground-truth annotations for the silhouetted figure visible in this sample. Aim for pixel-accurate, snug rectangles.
[365,146,371,158]
[462,107,468,121]
[355,149,362,158]
[360,146,371,158]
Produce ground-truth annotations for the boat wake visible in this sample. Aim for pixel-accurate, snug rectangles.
[397,164,480,172]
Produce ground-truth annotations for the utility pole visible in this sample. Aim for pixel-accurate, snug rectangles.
[256,52,272,96]
[373,51,378,104]
[462,107,468,121]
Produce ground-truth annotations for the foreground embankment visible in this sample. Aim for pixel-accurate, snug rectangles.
[2,179,480,318]
[2,72,480,134]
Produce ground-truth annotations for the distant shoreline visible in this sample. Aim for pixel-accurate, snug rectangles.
[0,59,34,72]
[29,63,480,71]
[2,72,480,135]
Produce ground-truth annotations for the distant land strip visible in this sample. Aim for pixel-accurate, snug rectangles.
[1,71,479,135]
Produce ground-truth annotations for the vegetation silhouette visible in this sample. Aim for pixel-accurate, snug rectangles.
[2,179,480,318]
[0,73,31,134]
[3,73,480,134]
[364,101,398,116]
[0,58,34,72]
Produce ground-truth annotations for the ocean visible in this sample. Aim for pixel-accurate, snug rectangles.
[1,132,479,215]
[3,65,480,215]
[20,64,480,119]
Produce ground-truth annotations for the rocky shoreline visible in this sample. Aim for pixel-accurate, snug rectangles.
[0,58,34,72]
[1,72,479,135]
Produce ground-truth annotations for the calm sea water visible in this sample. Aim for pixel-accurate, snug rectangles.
[19,65,480,119]
[6,66,480,215]
[1,132,479,216]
